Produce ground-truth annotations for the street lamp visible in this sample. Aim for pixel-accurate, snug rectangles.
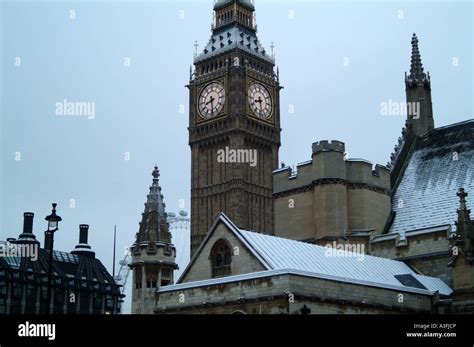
[45,203,61,314]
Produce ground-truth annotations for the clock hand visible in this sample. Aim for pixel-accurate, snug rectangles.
[206,96,215,106]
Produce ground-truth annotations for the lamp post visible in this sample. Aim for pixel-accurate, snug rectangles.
[45,203,61,315]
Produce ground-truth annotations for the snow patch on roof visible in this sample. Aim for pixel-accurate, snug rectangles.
[171,214,452,296]
[390,120,474,236]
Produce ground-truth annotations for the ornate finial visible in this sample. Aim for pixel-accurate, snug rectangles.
[194,40,199,57]
[408,33,426,82]
[270,41,275,58]
[152,166,160,181]
[457,188,470,219]
[456,188,471,228]
[458,188,468,202]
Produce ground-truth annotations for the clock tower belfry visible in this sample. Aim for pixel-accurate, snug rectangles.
[188,0,281,256]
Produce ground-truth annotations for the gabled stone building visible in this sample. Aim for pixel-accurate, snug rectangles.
[155,214,451,314]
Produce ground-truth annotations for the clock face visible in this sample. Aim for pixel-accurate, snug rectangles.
[248,83,272,119]
[198,82,225,119]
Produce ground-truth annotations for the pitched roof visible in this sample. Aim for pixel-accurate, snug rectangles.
[389,120,474,236]
[169,214,451,296]
[214,0,255,10]
[195,24,274,64]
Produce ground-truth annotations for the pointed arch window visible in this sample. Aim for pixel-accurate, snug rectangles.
[210,239,232,278]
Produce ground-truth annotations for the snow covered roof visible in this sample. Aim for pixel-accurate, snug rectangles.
[389,120,474,236]
[167,214,451,296]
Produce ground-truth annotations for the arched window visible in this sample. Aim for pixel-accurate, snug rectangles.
[210,239,232,278]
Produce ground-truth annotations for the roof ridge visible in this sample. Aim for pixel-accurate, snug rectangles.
[237,228,413,265]
[433,119,474,131]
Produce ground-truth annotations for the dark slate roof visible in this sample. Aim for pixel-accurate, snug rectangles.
[214,0,255,10]
[389,120,474,236]
[195,24,274,64]
[0,242,121,294]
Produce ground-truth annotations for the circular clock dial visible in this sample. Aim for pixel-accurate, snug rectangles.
[198,82,225,119]
[248,83,272,119]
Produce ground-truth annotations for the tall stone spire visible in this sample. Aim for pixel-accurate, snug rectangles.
[390,34,435,187]
[404,33,434,136]
[408,33,427,83]
[135,166,171,245]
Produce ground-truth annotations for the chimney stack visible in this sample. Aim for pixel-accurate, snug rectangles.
[79,224,89,245]
[16,212,39,244]
[71,224,95,258]
[23,212,34,234]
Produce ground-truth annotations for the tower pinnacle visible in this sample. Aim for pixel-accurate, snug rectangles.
[410,34,425,80]
[406,33,430,85]
[456,188,472,239]
[194,0,273,65]
[404,33,434,137]
[130,166,178,314]
[135,166,170,244]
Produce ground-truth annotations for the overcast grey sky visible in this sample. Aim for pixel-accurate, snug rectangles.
[1,0,472,311]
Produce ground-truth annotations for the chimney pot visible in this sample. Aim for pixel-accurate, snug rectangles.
[79,224,89,245]
[23,212,34,234]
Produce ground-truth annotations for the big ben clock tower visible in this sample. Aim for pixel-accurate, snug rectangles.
[188,0,281,256]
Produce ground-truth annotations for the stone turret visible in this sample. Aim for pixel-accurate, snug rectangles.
[130,166,178,314]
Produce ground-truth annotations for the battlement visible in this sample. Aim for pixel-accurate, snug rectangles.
[274,140,391,194]
[312,140,345,155]
[346,160,391,189]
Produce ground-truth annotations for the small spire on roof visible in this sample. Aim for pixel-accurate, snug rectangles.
[457,188,471,224]
[408,33,426,82]
[455,188,474,257]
